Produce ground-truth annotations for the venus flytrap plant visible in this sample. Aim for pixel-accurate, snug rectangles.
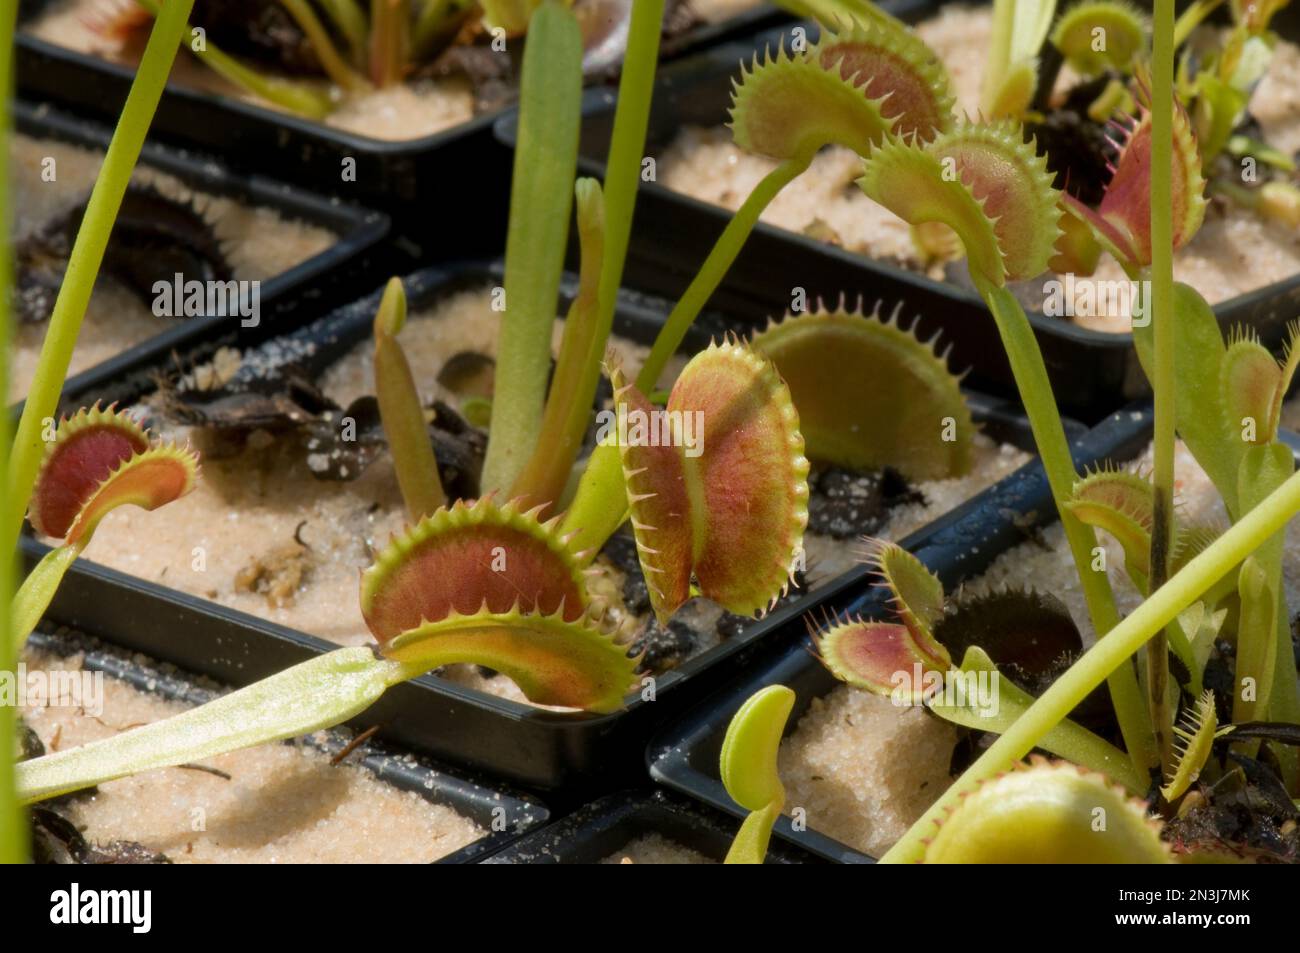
[382,0,664,513]
[815,542,1146,793]
[1111,44,1300,787]
[128,0,467,103]
[869,5,1300,860]
[514,0,664,530]
[11,407,199,650]
[857,117,1156,774]
[15,0,833,804]
[16,492,645,803]
[882,467,1300,862]
[0,0,196,860]
[562,14,959,555]
[117,0,639,121]
[4,0,197,558]
[1079,297,1300,788]
[12,324,817,803]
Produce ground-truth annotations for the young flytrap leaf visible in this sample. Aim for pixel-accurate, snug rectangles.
[1064,467,1156,584]
[728,18,954,162]
[813,544,1147,789]
[1065,467,1228,601]
[859,121,1062,286]
[1161,689,1218,800]
[922,757,1173,863]
[813,543,950,699]
[1221,329,1282,446]
[1051,1,1149,76]
[26,404,150,540]
[720,685,795,865]
[611,341,811,622]
[748,304,974,480]
[816,617,947,700]
[13,406,198,649]
[1062,77,1208,269]
[372,276,446,520]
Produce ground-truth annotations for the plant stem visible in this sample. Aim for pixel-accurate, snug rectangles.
[976,279,1156,777]
[0,0,25,866]
[373,277,445,518]
[562,149,812,556]
[511,0,664,509]
[637,150,813,391]
[280,0,369,91]
[3,0,195,591]
[413,0,471,58]
[511,179,605,509]
[1147,0,1177,777]
[1173,0,1226,46]
[880,463,1300,862]
[319,0,370,65]
[596,0,665,391]
[369,0,410,87]
[479,1,583,496]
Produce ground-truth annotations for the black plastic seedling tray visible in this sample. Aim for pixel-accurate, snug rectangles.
[29,258,1073,799]
[500,0,1300,423]
[23,624,547,864]
[482,788,824,863]
[645,401,1156,862]
[10,97,389,408]
[15,0,785,245]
